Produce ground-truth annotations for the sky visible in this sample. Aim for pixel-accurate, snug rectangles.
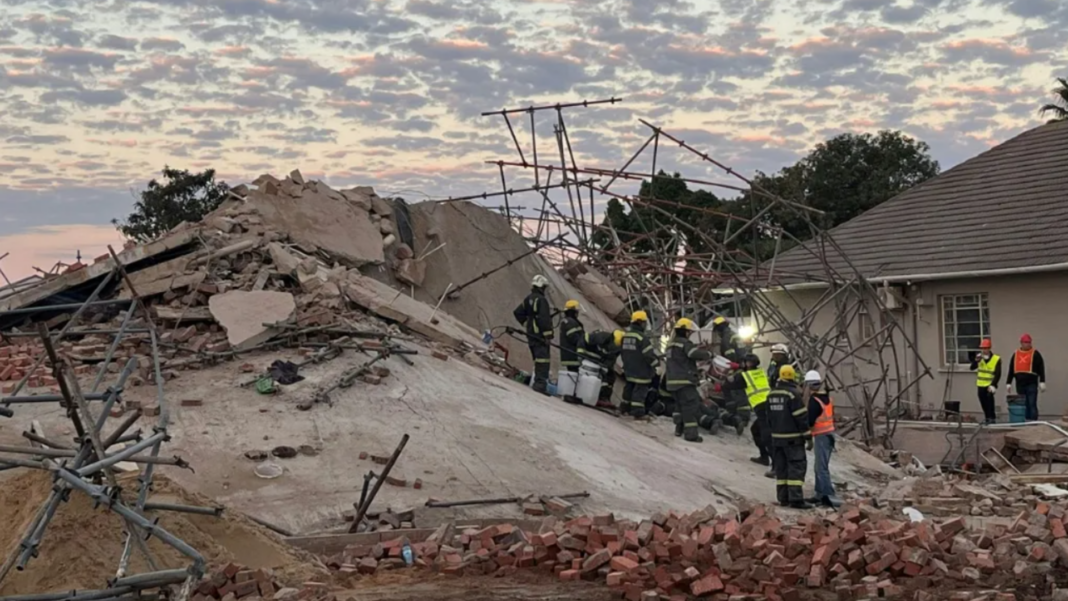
[0,0,1065,280]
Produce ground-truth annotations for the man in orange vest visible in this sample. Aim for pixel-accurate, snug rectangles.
[969,339,1000,424]
[1007,333,1046,421]
[804,370,839,508]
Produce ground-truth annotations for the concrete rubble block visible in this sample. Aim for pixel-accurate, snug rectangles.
[243,182,384,267]
[289,169,304,186]
[267,243,301,276]
[340,189,373,212]
[395,258,427,287]
[575,271,628,323]
[208,291,296,351]
[370,195,393,217]
[379,218,395,236]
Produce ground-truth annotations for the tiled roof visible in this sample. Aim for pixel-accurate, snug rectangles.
[769,120,1068,283]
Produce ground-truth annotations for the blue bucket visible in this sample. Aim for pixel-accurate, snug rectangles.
[1008,401,1027,424]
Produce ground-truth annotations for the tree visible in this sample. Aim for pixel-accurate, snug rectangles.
[1039,77,1068,123]
[113,167,230,242]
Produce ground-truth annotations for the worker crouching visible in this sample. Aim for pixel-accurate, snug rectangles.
[665,318,712,443]
[767,365,813,509]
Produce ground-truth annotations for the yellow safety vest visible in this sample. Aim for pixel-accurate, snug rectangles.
[977,354,1000,387]
[742,369,770,408]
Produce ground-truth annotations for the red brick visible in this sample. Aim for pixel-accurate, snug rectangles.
[559,569,580,581]
[606,571,624,587]
[431,350,449,361]
[180,399,203,407]
[582,548,612,572]
[1052,518,1067,539]
[690,574,724,596]
[610,556,639,573]
[413,478,423,489]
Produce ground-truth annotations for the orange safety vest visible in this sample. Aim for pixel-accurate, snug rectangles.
[1014,349,1036,375]
[812,396,835,436]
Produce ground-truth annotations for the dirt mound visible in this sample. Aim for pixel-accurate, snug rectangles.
[0,470,325,596]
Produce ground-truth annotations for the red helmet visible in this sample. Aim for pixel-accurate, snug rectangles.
[1020,334,1033,344]
[979,339,992,349]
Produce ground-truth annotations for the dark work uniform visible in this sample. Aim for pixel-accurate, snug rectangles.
[513,288,553,393]
[621,324,658,417]
[665,336,713,441]
[579,331,620,401]
[767,356,799,389]
[969,352,1002,423]
[560,314,585,373]
[723,369,769,455]
[1007,349,1046,422]
[767,381,810,506]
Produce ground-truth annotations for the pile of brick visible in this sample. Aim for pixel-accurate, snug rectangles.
[192,563,332,601]
[324,499,1068,600]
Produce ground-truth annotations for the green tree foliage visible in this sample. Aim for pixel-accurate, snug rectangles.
[1039,77,1068,123]
[113,167,230,242]
[594,130,940,264]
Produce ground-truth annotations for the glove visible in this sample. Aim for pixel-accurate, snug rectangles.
[1006,384,1012,394]
[1041,383,1047,392]
[730,362,740,370]
[987,386,996,394]
[806,438,814,451]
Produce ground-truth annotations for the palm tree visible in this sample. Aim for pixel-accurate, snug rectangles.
[1039,77,1068,123]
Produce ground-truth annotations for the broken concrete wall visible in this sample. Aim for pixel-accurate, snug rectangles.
[562,262,630,324]
[404,201,618,373]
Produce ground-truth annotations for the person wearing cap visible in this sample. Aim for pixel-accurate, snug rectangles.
[558,300,585,403]
[804,370,839,508]
[711,316,744,363]
[767,364,813,509]
[969,339,1001,424]
[768,343,799,388]
[513,274,554,394]
[621,310,660,418]
[1007,334,1046,421]
[665,317,713,443]
[578,329,623,406]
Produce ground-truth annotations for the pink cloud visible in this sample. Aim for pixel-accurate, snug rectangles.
[0,224,124,280]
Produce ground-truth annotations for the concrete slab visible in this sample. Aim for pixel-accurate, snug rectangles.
[208,290,296,350]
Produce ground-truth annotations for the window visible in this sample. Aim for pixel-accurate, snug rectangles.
[941,294,990,365]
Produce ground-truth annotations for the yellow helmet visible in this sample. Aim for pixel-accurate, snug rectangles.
[613,330,624,347]
[712,316,727,326]
[779,364,797,381]
[565,300,580,311]
[674,318,696,331]
[630,310,648,323]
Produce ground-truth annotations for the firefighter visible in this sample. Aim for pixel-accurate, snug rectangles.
[767,365,813,509]
[513,275,553,394]
[621,311,659,419]
[578,329,623,405]
[725,353,772,466]
[804,370,840,508]
[559,300,585,404]
[665,318,712,443]
[767,343,798,388]
[711,316,744,363]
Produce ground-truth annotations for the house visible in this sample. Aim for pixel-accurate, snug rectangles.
[758,120,1068,420]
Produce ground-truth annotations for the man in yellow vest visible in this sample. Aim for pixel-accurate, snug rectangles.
[969,338,1000,424]
[723,353,772,465]
[804,370,839,508]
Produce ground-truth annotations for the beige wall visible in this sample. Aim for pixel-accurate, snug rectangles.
[760,272,1068,421]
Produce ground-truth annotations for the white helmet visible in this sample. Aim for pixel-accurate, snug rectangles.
[531,274,549,288]
[804,370,822,384]
[771,343,789,355]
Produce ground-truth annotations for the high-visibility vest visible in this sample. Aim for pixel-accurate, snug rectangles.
[976,354,1000,387]
[812,396,835,436]
[1014,349,1035,375]
[742,369,770,408]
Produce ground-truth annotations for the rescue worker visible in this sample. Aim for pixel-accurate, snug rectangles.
[711,316,744,363]
[725,354,771,465]
[665,318,712,442]
[804,370,839,508]
[578,330,623,405]
[559,300,585,404]
[1007,334,1046,422]
[969,339,1000,424]
[513,275,553,394]
[621,311,659,418]
[767,365,813,509]
[767,343,798,388]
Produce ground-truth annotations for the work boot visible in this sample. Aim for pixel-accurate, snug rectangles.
[707,419,721,435]
[673,414,683,437]
[735,419,747,436]
[684,434,704,443]
[750,456,770,466]
[790,501,815,510]
[823,496,843,509]
[764,469,775,479]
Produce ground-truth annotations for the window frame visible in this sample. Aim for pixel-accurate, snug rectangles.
[939,293,991,367]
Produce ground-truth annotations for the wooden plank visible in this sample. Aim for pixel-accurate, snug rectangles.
[120,272,205,299]
[118,256,192,298]
[981,447,1020,474]
[153,306,214,322]
[0,229,199,312]
[1009,474,1068,484]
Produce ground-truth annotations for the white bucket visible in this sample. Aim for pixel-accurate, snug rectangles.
[557,370,578,397]
[576,360,602,406]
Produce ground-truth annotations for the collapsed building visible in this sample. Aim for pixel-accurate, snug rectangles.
[2,100,1068,601]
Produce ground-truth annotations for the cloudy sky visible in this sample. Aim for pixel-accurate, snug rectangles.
[0,0,1064,279]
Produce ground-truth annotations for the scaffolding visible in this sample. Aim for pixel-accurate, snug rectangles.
[0,246,203,601]
[475,97,933,445]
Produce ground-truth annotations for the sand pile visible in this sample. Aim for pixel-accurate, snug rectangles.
[0,470,325,596]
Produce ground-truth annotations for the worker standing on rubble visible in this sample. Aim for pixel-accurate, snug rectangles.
[767,365,813,509]
[724,353,772,465]
[513,275,554,394]
[767,343,798,388]
[711,316,744,363]
[666,318,712,443]
[804,370,839,508]
[969,339,1000,424]
[621,311,659,418]
[559,300,585,404]
[1007,333,1046,422]
[578,329,623,406]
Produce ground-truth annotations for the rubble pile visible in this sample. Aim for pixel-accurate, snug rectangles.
[191,563,332,601]
[318,498,1068,601]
